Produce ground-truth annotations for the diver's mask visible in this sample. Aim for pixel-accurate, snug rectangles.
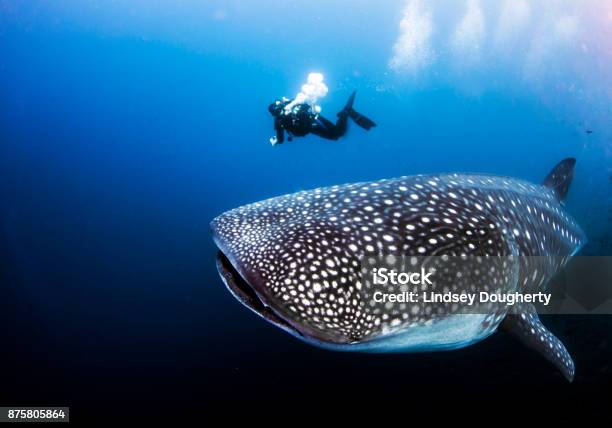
[268,98,290,117]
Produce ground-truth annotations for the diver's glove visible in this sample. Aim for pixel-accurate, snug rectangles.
[269,136,278,146]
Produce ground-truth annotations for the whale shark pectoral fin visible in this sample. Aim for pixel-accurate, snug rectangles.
[501,304,575,382]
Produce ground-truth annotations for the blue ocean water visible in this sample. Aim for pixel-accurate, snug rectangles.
[1,1,611,414]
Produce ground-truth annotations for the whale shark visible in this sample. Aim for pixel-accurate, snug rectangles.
[211,158,586,381]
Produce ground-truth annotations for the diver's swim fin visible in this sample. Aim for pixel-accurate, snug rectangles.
[338,91,357,117]
[348,109,377,130]
[338,91,376,130]
[345,91,356,111]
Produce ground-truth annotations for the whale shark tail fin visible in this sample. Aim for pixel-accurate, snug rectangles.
[542,158,576,202]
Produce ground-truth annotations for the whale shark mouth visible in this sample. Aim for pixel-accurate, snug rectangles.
[211,220,354,345]
[214,248,358,346]
[215,251,302,338]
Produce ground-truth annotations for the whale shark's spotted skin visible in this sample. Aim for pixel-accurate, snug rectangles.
[212,160,585,381]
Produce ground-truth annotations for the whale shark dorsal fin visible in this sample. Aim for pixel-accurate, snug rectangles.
[542,158,576,202]
[502,304,575,382]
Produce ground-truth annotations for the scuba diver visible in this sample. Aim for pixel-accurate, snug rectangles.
[268,91,376,146]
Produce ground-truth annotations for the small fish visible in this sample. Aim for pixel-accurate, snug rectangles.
[211,158,586,381]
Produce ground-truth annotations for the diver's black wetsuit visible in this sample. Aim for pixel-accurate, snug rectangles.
[268,92,375,144]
